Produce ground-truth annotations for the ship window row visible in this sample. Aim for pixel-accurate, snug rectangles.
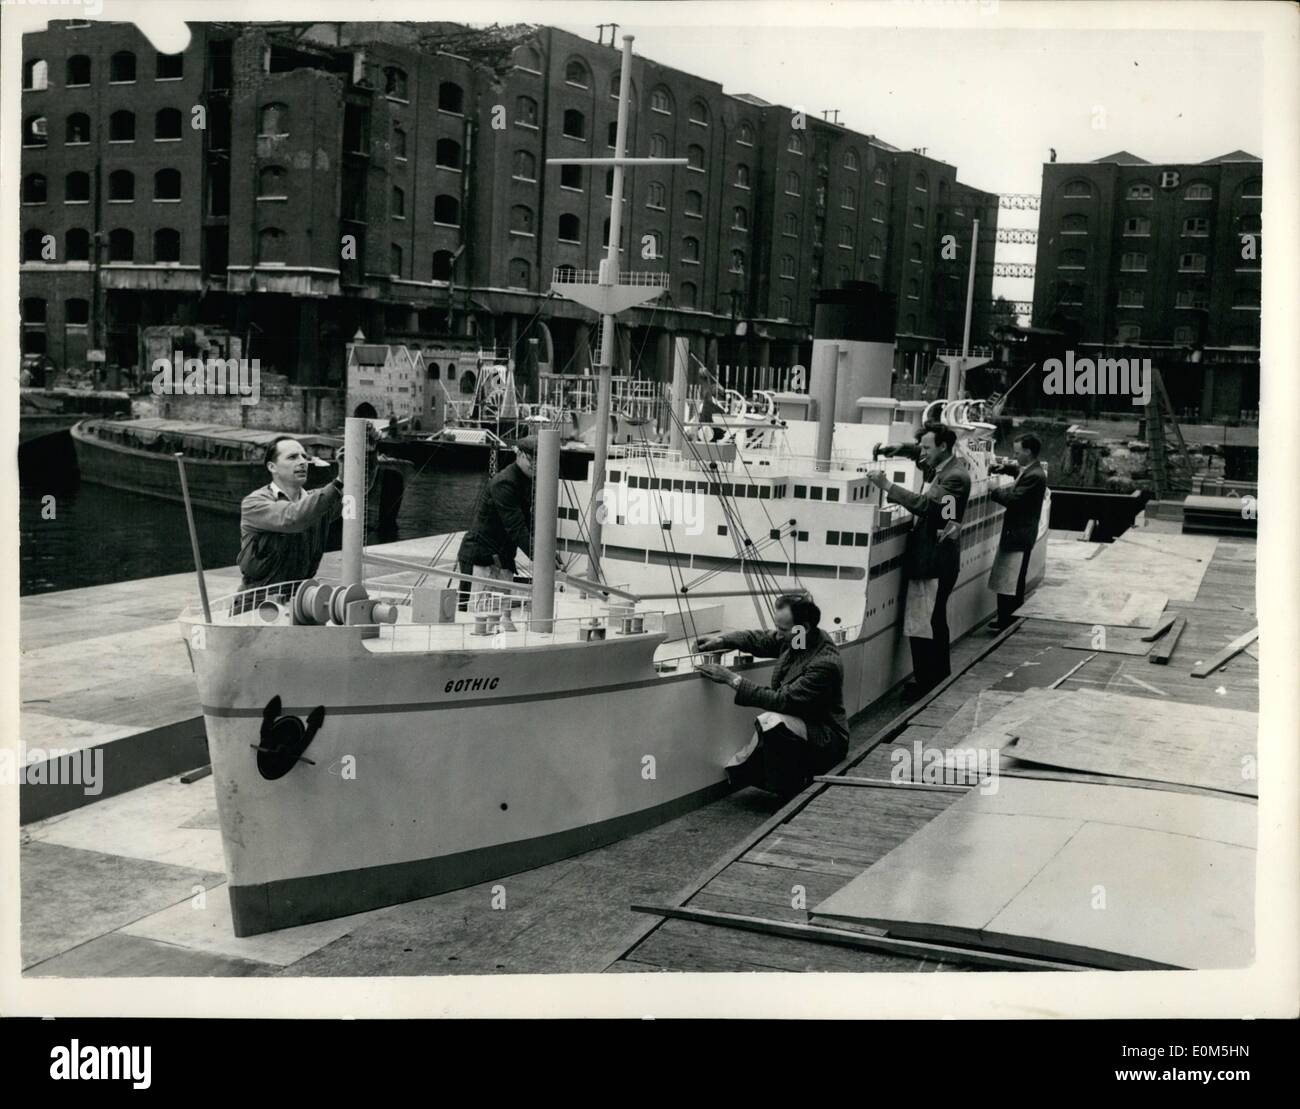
[621,474,784,499]
[871,520,912,543]
[827,531,871,547]
[868,554,905,580]
[792,484,841,502]
[23,52,183,91]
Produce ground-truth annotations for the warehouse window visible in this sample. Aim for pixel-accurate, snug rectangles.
[436,138,462,169]
[738,122,754,146]
[154,228,181,263]
[515,95,538,127]
[512,150,536,180]
[680,282,698,309]
[439,82,464,114]
[391,185,405,218]
[23,58,49,91]
[259,103,288,137]
[433,194,460,226]
[65,228,90,261]
[65,172,90,203]
[66,56,91,86]
[735,164,750,189]
[22,230,49,263]
[431,250,454,281]
[1184,183,1213,200]
[258,165,287,199]
[66,298,90,326]
[564,58,590,87]
[1127,182,1153,200]
[155,108,183,140]
[508,258,531,288]
[154,168,181,201]
[108,228,135,262]
[560,164,583,190]
[558,213,580,242]
[256,228,285,265]
[66,113,90,144]
[110,51,136,83]
[156,52,184,80]
[109,110,135,142]
[22,174,47,204]
[384,67,408,100]
[108,170,135,201]
[562,109,586,139]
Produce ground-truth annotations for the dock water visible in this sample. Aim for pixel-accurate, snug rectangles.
[18,523,1256,976]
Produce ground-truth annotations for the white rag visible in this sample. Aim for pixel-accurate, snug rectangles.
[987,547,1022,596]
[904,578,940,638]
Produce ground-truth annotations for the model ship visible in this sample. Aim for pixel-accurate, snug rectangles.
[177,33,1046,936]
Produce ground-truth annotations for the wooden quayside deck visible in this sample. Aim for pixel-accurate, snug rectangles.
[609,525,1258,973]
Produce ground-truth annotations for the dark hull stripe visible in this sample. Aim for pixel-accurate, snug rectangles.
[227,779,734,936]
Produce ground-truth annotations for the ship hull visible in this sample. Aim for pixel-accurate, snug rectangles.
[183,518,1044,935]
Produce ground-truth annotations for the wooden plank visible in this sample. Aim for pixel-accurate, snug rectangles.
[630,904,1086,972]
[812,778,1256,971]
[1015,586,1168,627]
[1190,626,1259,678]
[811,776,967,793]
[1060,627,1154,656]
[1148,616,1186,664]
[1005,695,1257,797]
[1141,613,1178,641]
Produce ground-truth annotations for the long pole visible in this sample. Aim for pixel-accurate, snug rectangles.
[531,428,560,632]
[174,454,211,623]
[585,33,636,583]
[341,416,367,586]
[953,217,980,400]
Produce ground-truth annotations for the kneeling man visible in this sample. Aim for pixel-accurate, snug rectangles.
[696,594,848,799]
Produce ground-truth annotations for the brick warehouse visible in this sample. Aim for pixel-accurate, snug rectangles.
[19,19,998,402]
[1030,151,1262,420]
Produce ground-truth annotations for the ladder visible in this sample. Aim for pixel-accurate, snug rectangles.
[1144,366,1195,499]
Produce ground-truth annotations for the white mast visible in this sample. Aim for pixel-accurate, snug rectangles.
[950,216,981,401]
[547,33,684,581]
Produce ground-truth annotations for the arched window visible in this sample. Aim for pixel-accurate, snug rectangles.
[65,172,90,203]
[1120,252,1147,272]
[428,362,442,381]
[109,110,135,142]
[738,122,754,146]
[1059,248,1087,268]
[1127,182,1153,200]
[840,225,853,247]
[689,99,709,126]
[730,249,745,274]
[788,132,804,155]
[874,166,888,185]
[66,113,90,144]
[733,206,749,230]
[1062,179,1092,198]
[22,174,47,204]
[869,236,883,258]
[914,171,928,192]
[439,82,464,114]
[156,52,184,80]
[508,258,531,288]
[780,255,796,279]
[650,133,668,157]
[680,282,698,309]
[562,109,585,139]
[432,250,454,281]
[513,150,536,180]
[1231,286,1260,308]
[785,171,801,196]
[515,45,542,73]
[844,149,859,171]
[66,299,90,325]
[906,277,920,299]
[564,58,589,87]
[23,59,49,91]
[841,185,855,209]
[153,228,181,263]
[392,124,407,159]
[65,228,90,261]
[384,67,408,99]
[1179,252,1207,273]
[911,206,926,227]
[602,218,613,247]
[783,213,799,236]
[605,169,615,198]
[390,244,403,276]
[391,186,405,218]
[22,230,49,263]
[511,204,535,234]
[154,168,181,200]
[560,164,582,190]
[1182,216,1210,236]
[1117,323,1142,342]
[109,228,135,262]
[1184,183,1213,200]
[685,190,703,217]
[257,228,285,265]
[735,164,750,189]
[647,181,666,208]
[258,166,286,198]
[108,170,135,201]
[650,87,672,114]
[558,213,580,242]
[687,144,705,171]
[1062,213,1089,234]
[259,103,288,136]
[909,242,923,262]
[436,138,462,169]
[110,51,136,82]
[1238,213,1262,234]
[434,194,460,225]
[23,298,47,323]
[779,296,793,318]
[66,56,91,85]
[682,236,700,262]
[1239,178,1262,200]
[155,108,183,140]
[515,96,538,127]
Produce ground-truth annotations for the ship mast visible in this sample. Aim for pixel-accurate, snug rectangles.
[547,33,684,581]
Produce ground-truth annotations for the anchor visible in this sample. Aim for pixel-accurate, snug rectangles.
[251,696,324,780]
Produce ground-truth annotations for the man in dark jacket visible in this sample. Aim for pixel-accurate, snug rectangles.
[987,433,1048,629]
[867,424,971,700]
[456,437,538,610]
[696,594,849,799]
[238,436,345,597]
